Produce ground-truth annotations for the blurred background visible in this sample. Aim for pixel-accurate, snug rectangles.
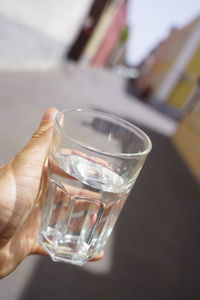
[0,0,200,299]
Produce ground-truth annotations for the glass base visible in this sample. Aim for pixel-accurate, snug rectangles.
[38,233,102,266]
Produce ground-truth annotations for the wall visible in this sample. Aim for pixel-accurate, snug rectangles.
[172,100,200,182]
[0,0,92,70]
[167,45,200,110]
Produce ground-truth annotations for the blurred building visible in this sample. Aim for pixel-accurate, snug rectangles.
[0,0,128,70]
[67,0,128,68]
[173,98,200,182]
[133,15,200,120]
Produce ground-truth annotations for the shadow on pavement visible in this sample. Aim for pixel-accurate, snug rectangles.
[20,127,200,300]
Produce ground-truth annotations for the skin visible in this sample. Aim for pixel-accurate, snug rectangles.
[0,108,102,279]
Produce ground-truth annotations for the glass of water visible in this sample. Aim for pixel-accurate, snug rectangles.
[38,109,152,265]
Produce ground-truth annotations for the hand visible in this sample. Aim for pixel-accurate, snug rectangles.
[0,108,102,279]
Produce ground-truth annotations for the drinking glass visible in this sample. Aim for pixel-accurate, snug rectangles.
[38,109,152,265]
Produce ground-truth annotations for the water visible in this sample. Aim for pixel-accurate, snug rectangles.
[39,152,128,265]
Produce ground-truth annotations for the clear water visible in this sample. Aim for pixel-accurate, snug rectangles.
[39,152,128,265]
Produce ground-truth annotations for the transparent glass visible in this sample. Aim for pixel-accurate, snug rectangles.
[38,109,152,265]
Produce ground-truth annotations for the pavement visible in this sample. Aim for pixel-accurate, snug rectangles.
[0,64,199,300]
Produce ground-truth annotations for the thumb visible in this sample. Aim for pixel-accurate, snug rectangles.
[16,108,58,167]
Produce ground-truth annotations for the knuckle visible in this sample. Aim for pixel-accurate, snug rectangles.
[32,126,50,140]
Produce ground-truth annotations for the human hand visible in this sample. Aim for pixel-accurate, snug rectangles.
[0,108,102,278]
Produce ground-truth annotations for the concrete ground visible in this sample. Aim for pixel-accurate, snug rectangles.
[0,64,199,300]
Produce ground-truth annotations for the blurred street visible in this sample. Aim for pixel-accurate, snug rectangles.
[0,64,199,300]
[0,63,176,165]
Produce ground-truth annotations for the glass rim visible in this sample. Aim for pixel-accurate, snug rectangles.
[55,108,152,158]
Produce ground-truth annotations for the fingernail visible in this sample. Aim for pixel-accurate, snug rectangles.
[42,108,58,121]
